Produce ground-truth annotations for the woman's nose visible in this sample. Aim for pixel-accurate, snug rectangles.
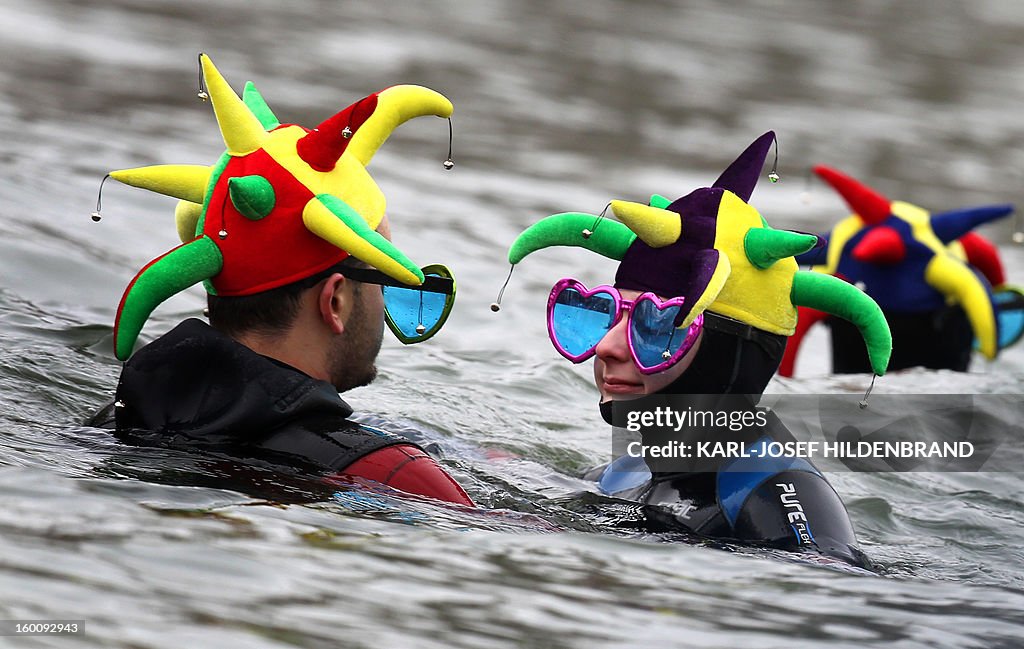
[594,316,630,362]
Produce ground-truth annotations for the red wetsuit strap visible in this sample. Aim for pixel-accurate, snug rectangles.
[331,443,474,507]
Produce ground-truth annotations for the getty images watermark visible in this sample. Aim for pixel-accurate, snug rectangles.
[606,394,1023,472]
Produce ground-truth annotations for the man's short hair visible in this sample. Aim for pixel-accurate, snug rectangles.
[207,256,366,338]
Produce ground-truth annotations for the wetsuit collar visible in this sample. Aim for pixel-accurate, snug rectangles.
[115,318,353,444]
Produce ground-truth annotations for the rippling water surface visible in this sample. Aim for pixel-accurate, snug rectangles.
[2,1,1024,647]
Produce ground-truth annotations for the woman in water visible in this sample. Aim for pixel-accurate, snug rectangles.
[503,132,893,567]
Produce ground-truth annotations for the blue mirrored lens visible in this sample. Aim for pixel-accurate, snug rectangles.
[383,278,449,338]
[630,298,686,368]
[995,290,1024,348]
[551,288,616,357]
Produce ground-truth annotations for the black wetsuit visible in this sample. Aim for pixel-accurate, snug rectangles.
[588,414,868,568]
[591,315,869,568]
[829,304,972,373]
[87,318,473,505]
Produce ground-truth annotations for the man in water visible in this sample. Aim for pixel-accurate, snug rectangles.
[88,55,472,507]
[504,132,892,567]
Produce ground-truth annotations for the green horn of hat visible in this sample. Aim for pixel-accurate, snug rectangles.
[744,229,820,269]
[113,236,224,361]
[508,212,636,264]
[242,81,280,130]
[790,270,892,375]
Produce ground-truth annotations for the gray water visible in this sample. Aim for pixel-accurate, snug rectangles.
[2,1,1024,647]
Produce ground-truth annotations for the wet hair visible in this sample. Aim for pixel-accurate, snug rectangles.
[207,256,365,338]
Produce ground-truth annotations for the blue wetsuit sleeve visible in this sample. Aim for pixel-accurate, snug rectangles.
[732,470,866,566]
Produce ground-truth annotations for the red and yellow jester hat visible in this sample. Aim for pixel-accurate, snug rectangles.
[105,54,453,361]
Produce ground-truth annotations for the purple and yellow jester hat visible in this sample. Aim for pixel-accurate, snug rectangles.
[782,165,1013,374]
[103,54,454,361]
[507,132,893,376]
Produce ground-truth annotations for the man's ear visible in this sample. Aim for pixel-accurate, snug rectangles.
[318,273,349,335]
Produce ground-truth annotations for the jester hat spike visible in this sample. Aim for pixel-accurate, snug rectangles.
[780,165,1014,376]
[104,54,455,360]
[507,132,893,376]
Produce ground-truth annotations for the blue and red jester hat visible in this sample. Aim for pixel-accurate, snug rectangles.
[101,54,455,361]
[780,165,1015,376]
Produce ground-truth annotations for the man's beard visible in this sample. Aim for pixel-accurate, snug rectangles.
[327,287,384,393]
